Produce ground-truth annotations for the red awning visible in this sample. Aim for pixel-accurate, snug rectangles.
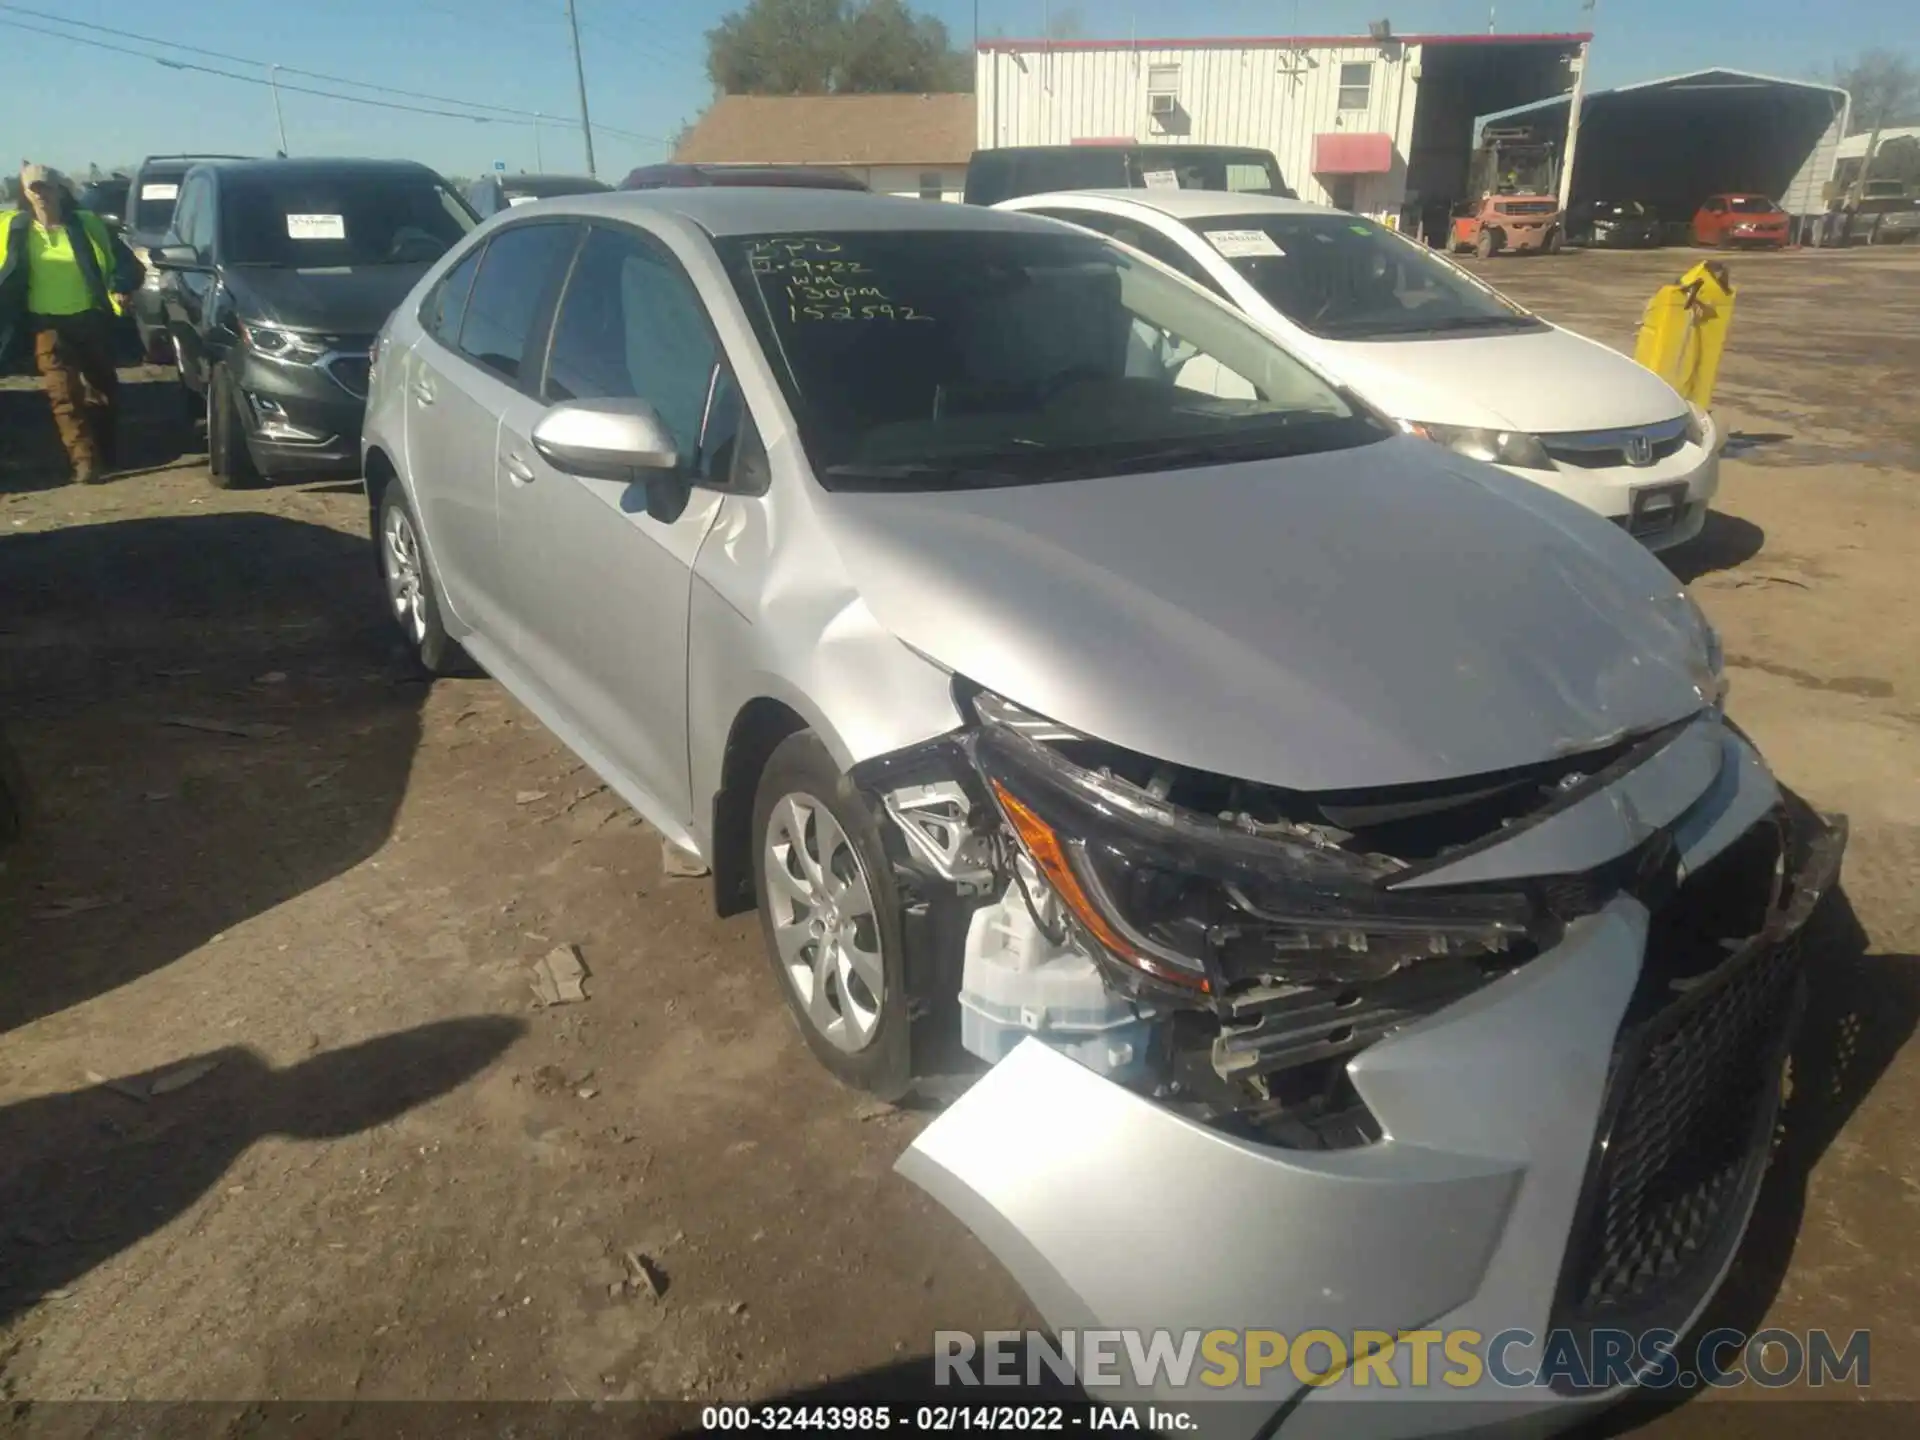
[1313,132,1394,175]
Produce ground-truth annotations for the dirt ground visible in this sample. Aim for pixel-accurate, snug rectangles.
[2,245,1917,1433]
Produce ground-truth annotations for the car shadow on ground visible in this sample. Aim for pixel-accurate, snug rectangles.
[0,510,429,1034]
[1580,886,1918,1435]
[1,369,200,493]
[1664,511,1767,584]
[0,1016,523,1325]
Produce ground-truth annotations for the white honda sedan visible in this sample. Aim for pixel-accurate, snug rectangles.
[996,189,1721,551]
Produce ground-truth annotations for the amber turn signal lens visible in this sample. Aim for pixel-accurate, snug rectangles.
[990,779,1211,994]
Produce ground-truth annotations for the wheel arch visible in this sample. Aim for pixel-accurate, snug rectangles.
[362,445,397,556]
[709,696,814,919]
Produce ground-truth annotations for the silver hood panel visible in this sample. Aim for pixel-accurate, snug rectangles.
[820,437,1710,791]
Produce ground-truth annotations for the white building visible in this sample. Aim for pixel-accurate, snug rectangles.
[977,30,1592,236]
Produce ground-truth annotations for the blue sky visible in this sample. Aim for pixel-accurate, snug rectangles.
[0,0,1908,181]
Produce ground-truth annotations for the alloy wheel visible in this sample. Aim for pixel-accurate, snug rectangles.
[762,791,886,1053]
[382,505,428,644]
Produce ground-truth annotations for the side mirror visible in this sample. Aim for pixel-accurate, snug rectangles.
[149,243,202,271]
[530,398,690,521]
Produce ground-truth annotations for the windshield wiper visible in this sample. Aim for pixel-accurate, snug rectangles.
[1322,313,1538,338]
[822,461,1023,491]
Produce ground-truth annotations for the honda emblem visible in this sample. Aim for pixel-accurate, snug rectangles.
[1625,435,1654,467]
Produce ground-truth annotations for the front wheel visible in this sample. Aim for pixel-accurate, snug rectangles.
[206,364,259,489]
[378,485,466,676]
[1475,228,1499,259]
[752,732,912,1099]
[1547,227,1564,254]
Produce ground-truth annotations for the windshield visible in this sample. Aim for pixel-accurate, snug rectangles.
[129,171,188,234]
[1726,196,1781,214]
[220,173,474,267]
[1129,149,1287,196]
[1589,201,1647,218]
[1183,212,1542,341]
[718,227,1385,490]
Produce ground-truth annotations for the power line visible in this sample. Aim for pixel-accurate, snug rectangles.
[0,16,529,125]
[0,2,568,122]
[0,4,672,153]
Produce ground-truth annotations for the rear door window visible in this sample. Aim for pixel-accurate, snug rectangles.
[420,246,484,346]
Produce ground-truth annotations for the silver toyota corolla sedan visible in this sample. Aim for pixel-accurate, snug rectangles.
[361,190,1844,1435]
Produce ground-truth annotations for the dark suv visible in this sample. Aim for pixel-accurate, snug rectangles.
[962,144,1294,206]
[123,154,251,363]
[149,157,476,487]
[618,162,868,191]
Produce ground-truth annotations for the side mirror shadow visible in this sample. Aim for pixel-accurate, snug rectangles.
[531,398,691,522]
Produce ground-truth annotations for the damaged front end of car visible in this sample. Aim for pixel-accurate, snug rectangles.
[852,680,1847,1435]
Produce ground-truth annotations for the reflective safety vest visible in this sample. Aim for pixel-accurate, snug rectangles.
[0,208,126,316]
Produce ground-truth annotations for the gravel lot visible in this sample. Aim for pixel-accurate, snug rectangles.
[2,244,1917,1433]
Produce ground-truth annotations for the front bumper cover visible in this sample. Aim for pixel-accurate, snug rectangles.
[897,726,1845,1438]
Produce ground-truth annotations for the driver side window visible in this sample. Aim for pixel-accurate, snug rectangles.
[543,225,724,464]
[173,179,210,257]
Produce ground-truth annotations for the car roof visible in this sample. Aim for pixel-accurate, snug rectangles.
[522,187,1059,237]
[190,157,445,183]
[1000,188,1329,221]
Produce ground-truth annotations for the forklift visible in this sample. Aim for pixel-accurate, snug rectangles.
[1448,125,1565,258]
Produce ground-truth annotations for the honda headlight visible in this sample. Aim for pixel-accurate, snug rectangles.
[969,691,1536,998]
[1683,400,1710,448]
[1402,420,1553,470]
[239,319,327,363]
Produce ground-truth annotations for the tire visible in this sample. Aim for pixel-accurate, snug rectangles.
[206,364,260,489]
[1475,227,1498,259]
[1546,227,1564,255]
[751,731,912,1099]
[377,484,466,676]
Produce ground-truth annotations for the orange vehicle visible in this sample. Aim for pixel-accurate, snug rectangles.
[1691,193,1790,248]
[1447,125,1564,258]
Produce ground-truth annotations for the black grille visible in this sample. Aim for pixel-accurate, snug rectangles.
[1549,434,1687,469]
[1548,821,1806,1363]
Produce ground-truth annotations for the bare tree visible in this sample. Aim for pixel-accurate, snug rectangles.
[1834,50,1920,134]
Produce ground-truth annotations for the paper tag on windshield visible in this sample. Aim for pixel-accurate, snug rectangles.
[1204,229,1284,258]
[286,213,346,241]
[506,195,538,207]
[1141,169,1180,190]
[139,182,179,201]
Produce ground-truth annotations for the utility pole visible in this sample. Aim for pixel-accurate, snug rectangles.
[534,113,546,173]
[268,64,289,156]
[1557,41,1588,215]
[565,0,597,178]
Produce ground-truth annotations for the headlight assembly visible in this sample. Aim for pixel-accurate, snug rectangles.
[1402,420,1554,471]
[1683,400,1711,448]
[969,691,1537,998]
[239,319,328,363]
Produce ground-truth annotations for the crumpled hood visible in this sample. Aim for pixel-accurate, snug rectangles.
[818,436,1711,792]
[1310,324,1688,435]
[223,263,430,336]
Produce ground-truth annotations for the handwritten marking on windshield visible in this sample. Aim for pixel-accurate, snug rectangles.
[747,237,935,323]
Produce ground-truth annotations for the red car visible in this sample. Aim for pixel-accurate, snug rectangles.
[1692,193,1790,248]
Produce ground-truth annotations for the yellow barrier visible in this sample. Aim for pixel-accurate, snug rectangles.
[1634,260,1734,410]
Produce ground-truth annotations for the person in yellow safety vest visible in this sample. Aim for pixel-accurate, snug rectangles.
[0,162,144,483]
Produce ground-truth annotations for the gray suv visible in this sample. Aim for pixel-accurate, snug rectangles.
[360,188,1843,1435]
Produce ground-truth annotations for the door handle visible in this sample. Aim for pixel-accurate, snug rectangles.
[411,380,435,407]
[503,453,535,485]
